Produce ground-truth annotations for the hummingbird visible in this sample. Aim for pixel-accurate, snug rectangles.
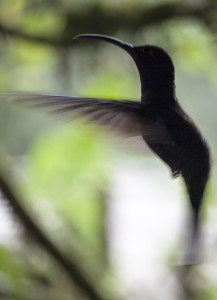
[6,33,210,264]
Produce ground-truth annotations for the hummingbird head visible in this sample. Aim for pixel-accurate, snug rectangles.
[74,34,176,101]
[132,45,175,97]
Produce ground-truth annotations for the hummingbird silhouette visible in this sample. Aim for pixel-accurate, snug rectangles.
[7,34,210,263]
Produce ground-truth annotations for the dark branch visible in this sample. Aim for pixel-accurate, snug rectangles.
[0,24,63,46]
[0,2,214,47]
[0,170,108,300]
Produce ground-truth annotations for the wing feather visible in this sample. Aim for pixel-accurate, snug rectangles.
[4,92,172,143]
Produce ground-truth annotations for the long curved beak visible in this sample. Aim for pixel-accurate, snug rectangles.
[74,33,134,56]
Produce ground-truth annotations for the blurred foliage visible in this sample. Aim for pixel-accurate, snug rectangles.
[22,123,110,267]
[0,0,217,299]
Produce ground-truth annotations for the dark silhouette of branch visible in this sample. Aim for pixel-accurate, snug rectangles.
[0,2,215,47]
[0,23,64,46]
[0,170,109,300]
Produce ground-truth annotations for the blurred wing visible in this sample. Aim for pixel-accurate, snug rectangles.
[5,92,172,143]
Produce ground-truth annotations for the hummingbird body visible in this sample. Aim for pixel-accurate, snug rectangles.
[7,34,210,263]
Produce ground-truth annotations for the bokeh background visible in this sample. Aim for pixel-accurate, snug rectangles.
[0,0,217,299]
